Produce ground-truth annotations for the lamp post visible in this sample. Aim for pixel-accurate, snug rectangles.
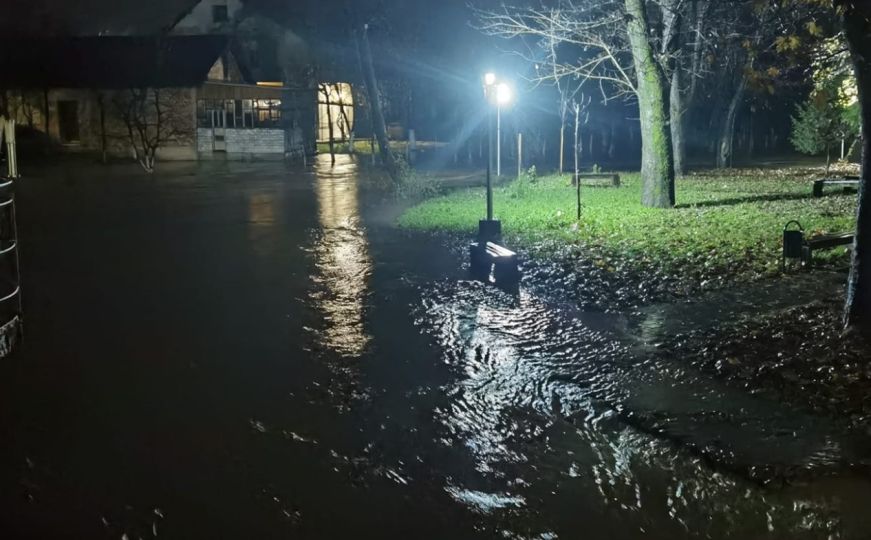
[479,73,513,241]
[483,73,496,221]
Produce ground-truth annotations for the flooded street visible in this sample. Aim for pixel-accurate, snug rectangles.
[1,156,869,539]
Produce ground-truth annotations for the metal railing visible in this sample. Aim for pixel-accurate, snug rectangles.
[0,177,22,357]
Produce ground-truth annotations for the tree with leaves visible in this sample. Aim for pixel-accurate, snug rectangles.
[689,0,832,168]
[791,82,858,173]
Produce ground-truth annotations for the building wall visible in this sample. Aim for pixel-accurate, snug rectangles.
[206,53,245,84]
[6,83,298,162]
[6,88,198,161]
[197,127,285,159]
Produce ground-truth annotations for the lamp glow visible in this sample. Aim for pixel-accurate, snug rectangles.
[484,72,496,86]
[496,83,512,105]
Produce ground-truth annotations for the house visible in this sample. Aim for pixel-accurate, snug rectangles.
[170,0,245,35]
[0,35,311,163]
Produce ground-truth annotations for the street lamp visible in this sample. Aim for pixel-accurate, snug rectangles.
[479,73,514,241]
[483,73,496,223]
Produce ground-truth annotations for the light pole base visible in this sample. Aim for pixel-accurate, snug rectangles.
[477,219,502,244]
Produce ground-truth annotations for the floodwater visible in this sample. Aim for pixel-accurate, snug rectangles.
[1,155,869,539]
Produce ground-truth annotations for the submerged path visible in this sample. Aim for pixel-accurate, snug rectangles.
[0,156,868,539]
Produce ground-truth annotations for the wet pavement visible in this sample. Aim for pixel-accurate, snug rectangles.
[1,156,870,539]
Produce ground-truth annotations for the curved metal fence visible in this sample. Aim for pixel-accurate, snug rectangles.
[0,177,22,357]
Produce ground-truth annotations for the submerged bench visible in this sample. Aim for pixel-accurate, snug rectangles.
[802,232,854,264]
[812,176,859,197]
[469,241,520,282]
[573,173,621,188]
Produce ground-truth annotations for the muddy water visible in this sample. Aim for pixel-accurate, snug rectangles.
[0,155,869,539]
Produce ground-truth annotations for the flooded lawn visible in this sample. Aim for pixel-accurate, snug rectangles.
[0,156,869,539]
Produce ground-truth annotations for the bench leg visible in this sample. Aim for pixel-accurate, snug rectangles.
[493,259,520,283]
[801,245,812,265]
[469,244,492,279]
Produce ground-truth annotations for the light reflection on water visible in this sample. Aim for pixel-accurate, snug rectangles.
[416,279,871,538]
[309,154,372,358]
[246,191,280,260]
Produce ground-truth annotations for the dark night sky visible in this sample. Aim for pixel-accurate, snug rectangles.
[10,0,513,83]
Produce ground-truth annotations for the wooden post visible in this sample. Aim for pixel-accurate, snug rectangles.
[517,132,522,177]
[408,128,416,164]
[3,118,18,178]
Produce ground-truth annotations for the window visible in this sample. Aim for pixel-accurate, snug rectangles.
[57,100,80,143]
[234,100,243,127]
[224,100,236,128]
[197,99,281,129]
[197,100,229,128]
[212,4,229,23]
[254,99,282,128]
[317,83,354,142]
[242,100,254,127]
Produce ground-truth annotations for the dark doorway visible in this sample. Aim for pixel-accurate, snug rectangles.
[57,100,79,143]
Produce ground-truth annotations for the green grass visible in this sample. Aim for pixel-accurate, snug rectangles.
[398,168,858,279]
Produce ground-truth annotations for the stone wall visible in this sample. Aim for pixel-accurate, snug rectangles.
[198,128,286,158]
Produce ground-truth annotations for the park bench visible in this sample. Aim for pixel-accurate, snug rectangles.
[783,220,854,268]
[469,241,520,283]
[812,176,860,197]
[802,232,854,264]
[573,173,621,188]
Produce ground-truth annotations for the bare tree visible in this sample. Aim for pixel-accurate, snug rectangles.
[535,20,584,174]
[478,0,676,207]
[355,23,401,182]
[573,94,591,219]
[113,88,187,173]
[318,83,337,164]
[93,90,108,164]
[670,0,713,175]
[334,84,354,154]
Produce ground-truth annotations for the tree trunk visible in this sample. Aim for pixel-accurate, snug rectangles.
[625,0,675,208]
[748,123,755,157]
[98,93,107,164]
[826,145,831,176]
[356,24,400,183]
[559,123,565,174]
[661,0,685,177]
[574,104,581,220]
[43,88,50,153]
[608,123,616,160]
[716,73,747,169]
[320,85,336,165]
[842,1,871,330]
[670,69,686,176]
[574,106,580,181]
[588,131,594,164]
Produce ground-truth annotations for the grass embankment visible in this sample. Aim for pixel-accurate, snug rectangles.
[316,140,447,155]
[399,168,858,289]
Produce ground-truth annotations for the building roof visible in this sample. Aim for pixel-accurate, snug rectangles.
[0,35,233,89]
